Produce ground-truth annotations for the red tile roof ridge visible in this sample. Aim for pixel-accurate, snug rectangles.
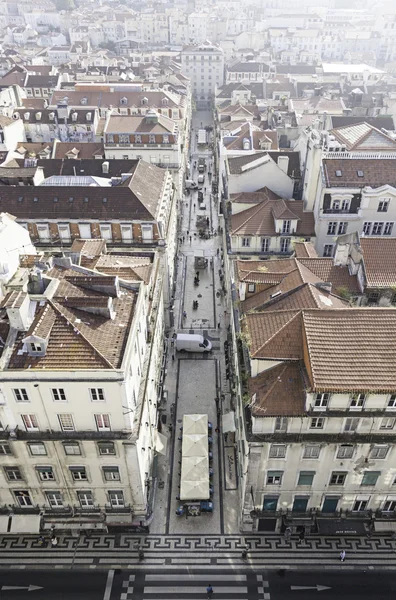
[250,309,301,358]
[48,299,114,369]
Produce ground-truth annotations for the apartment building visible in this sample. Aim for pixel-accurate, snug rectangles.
[181,44,224,107]
[0,244,166,533]
[232,258,396,534]
[298,122,396,256]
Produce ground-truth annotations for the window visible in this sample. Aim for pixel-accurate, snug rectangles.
[149,134,156,144]
[107,134,114,143]
[298,471,315,485]
[323,244,334,257]
[269,444,286,458]
[367,291,379,305]
[119,134,130,143]
[378,199,389,212]
[363,222,372,235]
[384,222,394,235]
[338,222,347,235]
[13,388,29,402]
[63,442,81,456]
[314,393,329,409]
[275,417,287,432]
[36,466,55,481]
[372,222,383,235]
[103,466,120,481]
[109,490,124,507]
[332,200,340,210]
[4,467,23,481]
[370,445,389,459]
[22,414,38,431]
[327,222,337,235]
[350,393,365,410]
[58,414,75,432]
[262,496,278,511]
[282,220,291,233]
[303,445,320,459]
[380,417,396,430]
[242,237,251,247]
[361,471,380,486]
[95,414,111,431]
[98,442,116,455]
[344,417,359,432]
[29,342,42,353]
[267,470,283,484]
[341,199,350,210]
[387,395,396,410]
[353,498,368,512]
[14,491,32,507]
[90,388,105,402]
[70,467,87,481]
[292,496,309,512]
[135,134,142,143]
[28,442,46,456]
[337,444,354,459]
[0,443,12,455]
[280,238,290,253]
[383,499,396,512]
[248,283,255,293]
[52,388,66,402]
[46,491,63,508]
[77,491,94,508]
[330,471,347,485]
[261,238,270,252]
[310,417,324,429]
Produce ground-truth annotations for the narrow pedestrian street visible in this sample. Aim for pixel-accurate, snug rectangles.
[150,110,239,536]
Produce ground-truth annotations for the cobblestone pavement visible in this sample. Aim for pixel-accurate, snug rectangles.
[1,533,396,570]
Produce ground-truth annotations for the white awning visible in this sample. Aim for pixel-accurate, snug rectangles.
[182,433,208,457]
[180,478,210,501]
[181,455,209,480]
[10,514,41,534]
[222,411,236,433]
[183,413,208,435]
[155,430,168,455]
[374,521,396,532]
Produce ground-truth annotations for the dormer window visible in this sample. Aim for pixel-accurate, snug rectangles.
[135,134,142,143]
[80,97,88,105]
[141,97,148,105]
[163,134,169,144]
[107,134,114,143]
[282,220,291,234]
[86,112,92,121]
[161,97,168,106]
[30,342,42,353]
[121,97,127,105]
[149,134,156,144]
[71,112,78,122]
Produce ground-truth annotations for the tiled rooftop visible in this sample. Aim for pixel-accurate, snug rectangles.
[360,237,396,288]
[249,362,306,417]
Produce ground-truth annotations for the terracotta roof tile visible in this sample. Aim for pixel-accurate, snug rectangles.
[322,158,396,187]
[249,362,306,416]
[298,258,360,294]
[293,241,318,258]
[245,310,302,359]
[231,199,314,237]
[303,308,396,392]
[360,237,396,288]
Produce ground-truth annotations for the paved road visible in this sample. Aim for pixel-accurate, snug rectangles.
[0,570,110,600]
[268,569,396,600]
[2,568,396,600]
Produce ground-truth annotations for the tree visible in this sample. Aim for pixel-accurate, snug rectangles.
[54,0,75,12]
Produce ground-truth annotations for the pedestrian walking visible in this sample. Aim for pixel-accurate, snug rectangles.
[216,248,219,256]
[172,353,175,362]
[340,550,346,562]
[51,536,58,548]
[193,203,196,210]
[284,527,291,542]
[182,236,185,243]
[187,230,189,236]
[206,584,213,599]
[190,235,192,243]
[183,311,187,319]
[218,322,220,329]
[215,427,220,434]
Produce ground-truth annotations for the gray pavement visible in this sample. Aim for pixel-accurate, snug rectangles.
[150,109,237,536]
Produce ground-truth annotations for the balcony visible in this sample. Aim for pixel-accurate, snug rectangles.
[105,504,132,514]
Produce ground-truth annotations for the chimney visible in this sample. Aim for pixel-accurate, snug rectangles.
[4,291,31,331]
[277,155,289,174]
[315,281,332,294]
